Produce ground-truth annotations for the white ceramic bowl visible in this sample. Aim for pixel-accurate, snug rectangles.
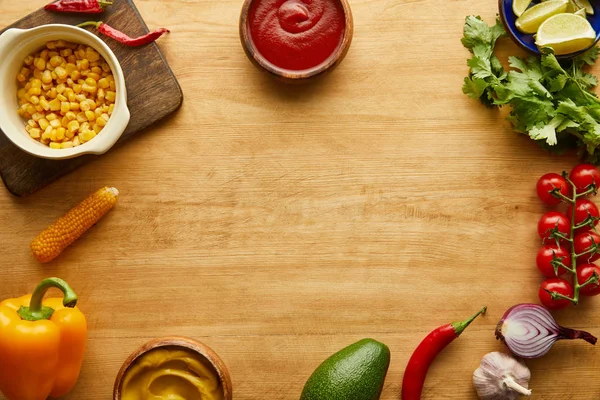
[0,24,130,160]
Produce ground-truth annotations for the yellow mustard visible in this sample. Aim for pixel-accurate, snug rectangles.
[121,347,223,400]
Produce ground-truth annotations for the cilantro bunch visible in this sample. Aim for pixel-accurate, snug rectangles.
[462,16,600,163]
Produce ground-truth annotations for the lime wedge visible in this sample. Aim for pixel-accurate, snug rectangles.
[567,0,580,13]
[516,0,569,34]
[575,8,587,17]
[513,0,533,17]
[574,0,594,15]
[536,13,597,55]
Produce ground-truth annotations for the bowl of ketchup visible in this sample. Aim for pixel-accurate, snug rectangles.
[239,0,353,82]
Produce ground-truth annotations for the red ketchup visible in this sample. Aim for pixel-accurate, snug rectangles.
[248,0,346,71]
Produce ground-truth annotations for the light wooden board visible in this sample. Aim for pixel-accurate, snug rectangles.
[1,0,599,399]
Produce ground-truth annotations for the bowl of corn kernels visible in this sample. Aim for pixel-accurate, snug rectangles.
[0,24,129,159]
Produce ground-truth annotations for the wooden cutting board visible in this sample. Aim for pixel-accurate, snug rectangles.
[0,0,182,197]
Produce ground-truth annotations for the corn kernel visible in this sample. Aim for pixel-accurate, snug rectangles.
[101,63,111,73]
[92,123,101,134]
[79,122,90,133]
[24,55,34,65]
[57,94,67,102]
[86,48,100,62]
[96,115,107,127]
[75,94,86,102]
[67,55,77,65]
[49,99,60,111]
[26,104,36,115]
[56,83,66,94]
[49,56,62,67]
[61,116,69,127]
[105,91,116,103]
[39,97,50,111]
[56,127,65,141]
[65,128,75,139]
[97,78,109,89]
[80,59,90,70]
[70,102,80,111]
[60,102,70,113]
[68,120,80,133]
[48,88,58,99]
[108,104,114,115]
[73,136,81,146]
[97,88,105,102]
[31,79,42,88]
[56,40,66,48]
[33,69,43,80]
[70,70,81,81]
[82,83,97,93]
[76,112,87,123]
[46,113,58,121]
[60,48,72,57]
[43,126,52,137]
[16,74,27,83]
[65,63,77,74]
[29,128,41,139]
[29,95,40,105]
[46,41,56,50]
[49,119,61,128]
[41,83,53,91]
[81,130,96,142]
[109,81,116,91]
[27,119,37,128]
[87,73,100,81]
[38,118,49,130]
[34,58,46,71]
[28,87,41,96]
[49,142,61,149]
[83,110,95,121]
[61,141,73,149]
[54,67,67,79]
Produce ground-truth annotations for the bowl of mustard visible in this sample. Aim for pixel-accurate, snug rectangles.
[113,336,232,400]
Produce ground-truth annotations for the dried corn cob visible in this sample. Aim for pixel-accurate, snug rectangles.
[31,187,119,263]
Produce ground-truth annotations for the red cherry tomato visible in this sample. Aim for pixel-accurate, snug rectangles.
[566,199,600,232]
[574,231,600,263]
[536,173,572,205]
[570,164,600,194]
[576,264,600,296]
[539,278,574,310]
[536,245,570,277]
[538,212,570,241]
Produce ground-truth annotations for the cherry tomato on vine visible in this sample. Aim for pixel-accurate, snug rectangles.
[566,199,600,232]
[536,245,570,277]
[536,173,572,205]
[574,231,600,263]
[570,164,600,195]
[576,264,600,297]
[538,212,570,242]
[539,278,574,310]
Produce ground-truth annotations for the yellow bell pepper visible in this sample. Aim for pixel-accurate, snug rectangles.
[0,278,87,400]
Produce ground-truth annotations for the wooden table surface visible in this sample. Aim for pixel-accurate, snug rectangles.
[1,0,599,399]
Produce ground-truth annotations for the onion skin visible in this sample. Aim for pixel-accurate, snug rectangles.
[495,304,597,359]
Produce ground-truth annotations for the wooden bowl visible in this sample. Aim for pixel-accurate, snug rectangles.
[113,336,232,400]
[239,0,354,83]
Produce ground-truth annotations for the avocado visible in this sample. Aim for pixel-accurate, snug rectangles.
[300,338,391,400]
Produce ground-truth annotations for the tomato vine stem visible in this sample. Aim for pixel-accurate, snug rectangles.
[546,174,600,305]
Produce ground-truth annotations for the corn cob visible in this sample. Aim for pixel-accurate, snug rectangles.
[31,187,119,263]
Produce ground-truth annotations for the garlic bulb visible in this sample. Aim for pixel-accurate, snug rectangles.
[473,352,532,400]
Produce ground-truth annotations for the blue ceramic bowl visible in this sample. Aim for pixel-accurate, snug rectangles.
[499,0,600,58]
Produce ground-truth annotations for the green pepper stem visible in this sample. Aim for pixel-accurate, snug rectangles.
[78,21,102,29]
[17,278,78,321]
[452,306,487,336]
[98,0,113,7]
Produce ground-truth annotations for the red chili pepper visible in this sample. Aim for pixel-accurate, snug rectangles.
[78,21,169,47]
[45,0,112,14]
[401,306,487,400]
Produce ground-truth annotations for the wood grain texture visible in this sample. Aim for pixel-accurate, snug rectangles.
[0,0,599,399]
[0,0,182,197]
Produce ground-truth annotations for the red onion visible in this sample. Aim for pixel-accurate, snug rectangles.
[495,304,597,359]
